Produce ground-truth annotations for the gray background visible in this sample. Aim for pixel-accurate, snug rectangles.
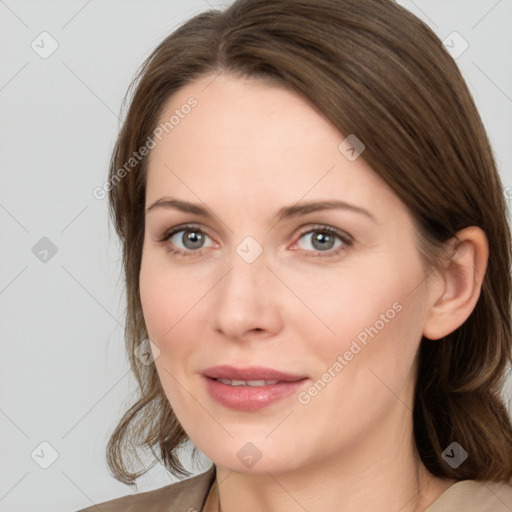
[1,1,511,511]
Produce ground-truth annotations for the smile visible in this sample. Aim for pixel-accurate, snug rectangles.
[202,366,309,412]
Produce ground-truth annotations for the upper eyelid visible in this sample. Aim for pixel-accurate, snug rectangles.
[162,222,211,237]
[296,224,351,238]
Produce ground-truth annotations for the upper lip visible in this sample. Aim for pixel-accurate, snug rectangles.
[202,365,307,382]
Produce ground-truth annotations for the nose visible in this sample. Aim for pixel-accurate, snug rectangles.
[209,247,284,342]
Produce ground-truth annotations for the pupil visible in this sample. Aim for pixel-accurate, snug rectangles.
[312,232,334,250]
[183,231,204,249]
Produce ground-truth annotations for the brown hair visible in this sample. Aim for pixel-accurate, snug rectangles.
[105,0,512,485]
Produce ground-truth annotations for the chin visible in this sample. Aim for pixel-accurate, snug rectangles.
[195,435,308,475]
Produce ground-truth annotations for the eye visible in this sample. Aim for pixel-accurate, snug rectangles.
[293,225,353,257]
[160,224,215,256]
[159,223,353,259]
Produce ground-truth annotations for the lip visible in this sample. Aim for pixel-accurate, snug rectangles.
[202,365,306,382]
[202,365,309,412]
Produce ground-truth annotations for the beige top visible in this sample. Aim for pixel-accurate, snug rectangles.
[77,466,512,512]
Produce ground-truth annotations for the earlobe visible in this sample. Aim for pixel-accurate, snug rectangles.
[422,226,489,341]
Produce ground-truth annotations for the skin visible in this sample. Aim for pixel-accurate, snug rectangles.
[139,72,489,512]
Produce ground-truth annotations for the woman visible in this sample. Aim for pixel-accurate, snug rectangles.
[77,0,512,510]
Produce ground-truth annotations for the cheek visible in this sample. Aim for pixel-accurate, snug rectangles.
[291,280,425,450]
[139,252,199,342]
[139,262,171,342]
[139,261,198,405]
[139,256,214,384]
[292,252,427,384]
[286,264,411,347]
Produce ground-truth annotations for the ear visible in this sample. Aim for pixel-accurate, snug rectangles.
[422,226,489,341]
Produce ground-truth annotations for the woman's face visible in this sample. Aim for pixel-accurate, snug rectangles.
[140,73,434,474]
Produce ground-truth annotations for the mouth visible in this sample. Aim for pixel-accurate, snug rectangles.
[202,365,309,412]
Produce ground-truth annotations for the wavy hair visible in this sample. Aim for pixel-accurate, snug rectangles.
[104,0,512,485]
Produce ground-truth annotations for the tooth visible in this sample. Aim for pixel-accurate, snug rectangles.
[246,380,266,387]
[247,380,280,386]
[215,378,281,386]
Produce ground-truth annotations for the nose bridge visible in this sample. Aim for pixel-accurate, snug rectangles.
[224,255,260,300]
[224,232,270,293]
[220,243,269,311]
[209,241,282,339]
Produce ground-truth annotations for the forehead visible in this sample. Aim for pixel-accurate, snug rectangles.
[145,73,404,224]
[152,73,341,160]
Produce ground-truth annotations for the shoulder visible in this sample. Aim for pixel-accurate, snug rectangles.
[426,478,512,512]
[75,466,216,512]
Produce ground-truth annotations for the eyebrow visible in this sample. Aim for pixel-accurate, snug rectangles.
[145,197,378,223]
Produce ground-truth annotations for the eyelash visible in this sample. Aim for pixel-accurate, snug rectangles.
[158,223,353,259]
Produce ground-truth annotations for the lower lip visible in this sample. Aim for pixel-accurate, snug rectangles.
[204,377,308,412]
